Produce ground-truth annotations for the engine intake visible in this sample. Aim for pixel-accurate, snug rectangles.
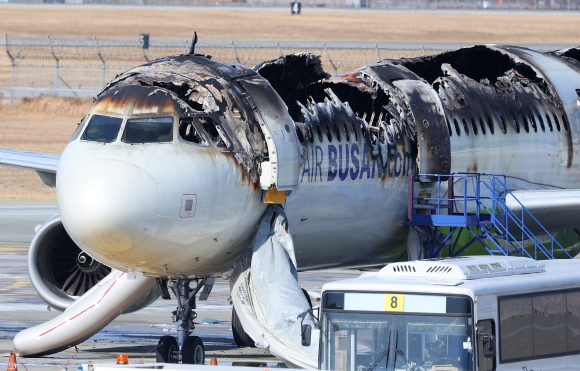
[29,215,111,311]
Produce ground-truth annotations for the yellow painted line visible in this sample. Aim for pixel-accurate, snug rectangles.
[0,247,28,252]
[0,280,30,291]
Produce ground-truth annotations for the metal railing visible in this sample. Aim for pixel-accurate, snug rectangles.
[405,173,573,260]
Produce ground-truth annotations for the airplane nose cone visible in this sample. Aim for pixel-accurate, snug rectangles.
[58,159,158,260]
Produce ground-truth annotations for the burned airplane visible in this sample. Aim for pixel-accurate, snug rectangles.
[1,44,580,366]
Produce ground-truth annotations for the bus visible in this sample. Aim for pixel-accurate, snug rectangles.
[318,255,580,371]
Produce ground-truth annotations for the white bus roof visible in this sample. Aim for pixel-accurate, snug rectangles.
[322,256,580,298]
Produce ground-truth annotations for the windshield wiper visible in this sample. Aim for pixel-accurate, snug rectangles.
[366,330,391,371]
[395,348,423,371]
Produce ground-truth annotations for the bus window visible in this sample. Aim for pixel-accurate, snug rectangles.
[568,291,580,352]
[533,293,566,357]
[476,320,495,371]
[499,296,533,362]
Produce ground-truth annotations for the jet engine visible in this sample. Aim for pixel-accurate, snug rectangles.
[29,215,159,311]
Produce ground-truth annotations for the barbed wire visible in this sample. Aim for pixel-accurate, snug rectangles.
[4,36,440,72]
[1,36,444,104]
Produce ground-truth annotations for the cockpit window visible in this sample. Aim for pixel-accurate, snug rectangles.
[81,114,123,143]
[179,118,206,145]
[70,114,90,142]
[122,116,174,144]
[198,116,230,148]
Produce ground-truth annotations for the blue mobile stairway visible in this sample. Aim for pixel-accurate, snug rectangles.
[403,173,573,260]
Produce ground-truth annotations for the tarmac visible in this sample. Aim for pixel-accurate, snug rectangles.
[0,200,361,370]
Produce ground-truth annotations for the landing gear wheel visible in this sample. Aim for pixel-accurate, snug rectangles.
[182,336,205,364]
[232,307,254,348]
[156,335,178,363]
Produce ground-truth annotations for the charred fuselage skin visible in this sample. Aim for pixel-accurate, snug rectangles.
[57,46,580,277]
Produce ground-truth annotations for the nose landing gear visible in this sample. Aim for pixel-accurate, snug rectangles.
[156,278,208,364]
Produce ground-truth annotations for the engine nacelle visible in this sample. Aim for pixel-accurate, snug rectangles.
[29,215,160,311]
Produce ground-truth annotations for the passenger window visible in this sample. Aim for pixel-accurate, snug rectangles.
[454,119,461,136]
[471,118,478,135]
[350,122,358,141]
[343,123,350,142]
[295,126,305,144]
[179,118,206,145]
[462,118,470,136]
[316,125,324,142]
[511,116,520,133]
[198,116,229,148]
[487,117,494,134]
[308,126,315,144]
[529,116,537,132]
[563,115,570,132]
[325,124,333,142]
[537,115,545,132]
[477,319,496,371]
[554,114,561,131]
[499,296,533,362]
[546,114,553,131]
[446,119,452,137]
[521,116,529,133]
[122,116,173,144]
[499,117,507,134]
[81,114,123,143]
[333,124,342,142]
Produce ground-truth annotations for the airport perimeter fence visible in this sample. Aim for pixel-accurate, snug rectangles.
[0,35,443,105]
[2,0,579,10]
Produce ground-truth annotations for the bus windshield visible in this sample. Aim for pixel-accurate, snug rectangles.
[320,295,474,371]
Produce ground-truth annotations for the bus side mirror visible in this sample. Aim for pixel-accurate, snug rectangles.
[301,324,312,346]
[482,335,496,358]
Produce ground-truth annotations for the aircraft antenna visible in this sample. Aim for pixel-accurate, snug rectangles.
[189,32,198,54]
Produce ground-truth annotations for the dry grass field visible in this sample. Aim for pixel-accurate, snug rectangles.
[0,5,579,199]
[0,96,92,200]
[1,6,580,43]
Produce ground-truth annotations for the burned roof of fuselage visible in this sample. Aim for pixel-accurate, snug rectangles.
[91,53,270,187]
[98,54,257,114]
[254,45,577,175]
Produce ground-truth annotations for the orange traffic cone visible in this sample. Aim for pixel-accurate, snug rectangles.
[209,357,218,366]
[7,352,17,371]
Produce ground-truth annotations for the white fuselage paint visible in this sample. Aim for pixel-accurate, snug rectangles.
[57,51,580,278]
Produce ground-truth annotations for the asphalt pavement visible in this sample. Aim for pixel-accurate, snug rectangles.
[0,200,360,370]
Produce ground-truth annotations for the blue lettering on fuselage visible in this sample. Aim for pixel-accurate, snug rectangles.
[301,143,412,183]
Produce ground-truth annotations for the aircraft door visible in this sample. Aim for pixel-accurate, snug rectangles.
[238,79,301,191]
[393,79,451,179]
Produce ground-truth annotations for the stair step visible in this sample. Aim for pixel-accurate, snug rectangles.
[407,173,572,260]
[486,235,507,240]
[487,248,521,254]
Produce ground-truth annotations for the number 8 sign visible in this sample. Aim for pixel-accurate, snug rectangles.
[384,294,405,312]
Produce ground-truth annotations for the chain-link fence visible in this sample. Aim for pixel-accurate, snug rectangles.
[1,35,444,104]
